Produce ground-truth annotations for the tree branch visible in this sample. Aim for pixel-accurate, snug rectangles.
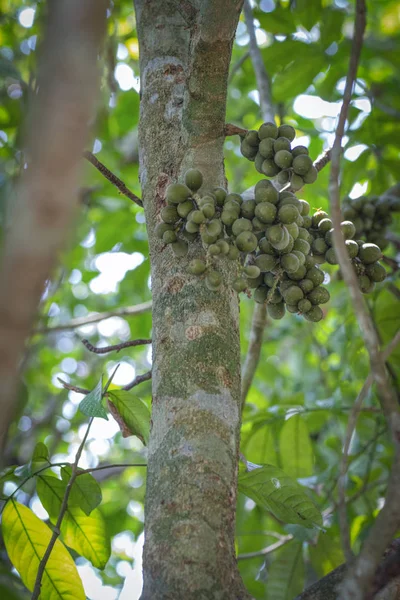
[83,150,143,207]
[314,149,332,172]
[122,370,152,391]
[241,303,268,407]
[228,50,250,83]
[224,123,248,137]
[326,2,400,598]
[0,0,107,463]
[35,300,152,334]
[237,535,293,560]
[81,337,152,354]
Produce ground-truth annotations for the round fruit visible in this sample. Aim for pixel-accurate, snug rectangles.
[221,209,238,226]
[184,169,203,191]
[278,204,299,224]
[312,210,329,228]
[177,200,194,218]
[325,247,338,265]
[206,271,222,291]
[277,170,291,185]
[255,184,279,205]
[208,244,220,256]
[274,149,293,169]
[345,239,359,258]
[299,278,314,294]
[206,219,222,237]
[161,206,179,224]
[308,286,330,305]
[288,265,307,281]
[281,253,300,273]
[312,238,328,255]
[358,274,374,294]
[235,231,258,252]
[298,199,310,216]
[255,202,277,224]
[244,265,261,279]
[365,262,386,283]
[186,220,199,233]
[226,193,243,206]
[163,229,177,244]
[291,174,304,191]
[359,243,382,264]
[298,299,312,313]
[166,183,192,204]
[262,159,280,177]
[291,145,309,158]
[255,253,278,272]
[293,154,313,176]
[286,222,299,240]
[278,124,296,141]
[171,240,188,257]
[202,203,215,219]
[303,306,323,322]
[155,222,174,239]
[267,302,286,320]
[303,166,318,184]
[259,237,275,254]
[188,259,207,275]
[232,218,253,236]
[283,285,304,305]
[216,239,230,255]
[259,137,275,159]
[258,122,279,139]
[254,285,269,303]
[245,130,260,147]
[318,218,333,234]
[293,238,310,255]
[214,187,227,206]
[273,137,291,153]
[189,210,206,224]
[241,200,256,219]
[340,221,356,239]
[286,304,299,314]
[306,266,325,287]
[241,140,258,161]
[227,245,240,260]
[232,278,248,293]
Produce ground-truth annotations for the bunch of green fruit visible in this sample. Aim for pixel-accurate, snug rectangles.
[342,193,400,250]
[240,121,317,190]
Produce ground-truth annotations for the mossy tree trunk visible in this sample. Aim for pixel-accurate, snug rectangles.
[134,1,250,598]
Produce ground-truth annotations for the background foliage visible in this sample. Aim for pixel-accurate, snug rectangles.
[0,0,399,598]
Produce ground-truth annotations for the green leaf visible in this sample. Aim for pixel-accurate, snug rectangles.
[32,442,49,463]
[1,500,85,599]
[279,415,314,478]
[254,6,297,35]
[273,52,326,103]
[309,530,345,577]
[320,8,346,49]
[267,540,304,600]
[79,375,108,420]
[107,390,150,445]
[294,0,322,31]
[238,465,322,528]
[61,466,102,516]
[0,467,17,492]
[243,424,279,466]
[36,475,110,569]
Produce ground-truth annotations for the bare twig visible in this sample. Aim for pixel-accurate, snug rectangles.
[338,330,400,563]
[81,337,152,354]
[83,150,143,207]
[327,2,400,598]
[241,303,267,407]
[31,418,94,599]
[122,370,152,391]
[0,0,107,462]
[224,123,248,137]
[228,50,250,83]
[237,535,293,560]
[77,462,147,475]
[243,0,274,123]
[57,378,90,395]
[314,149,332,172]
[35,300,152,333]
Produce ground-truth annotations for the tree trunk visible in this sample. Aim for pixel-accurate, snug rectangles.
[134,1,250,598]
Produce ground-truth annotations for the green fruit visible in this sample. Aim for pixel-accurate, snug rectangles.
[254,285,269,303]
[271,227,290,251]
[324,229,334,246]
[277,170,291,185]
[255,202,277,224]
[303,306,323,322]
[290,174,304,191]
[314,254,327,265]
[186,220,199,233]
[206,219,222,237]
[345,239,359,258]
[241,200,256,219]
[189,210,206,224]
[358,274,375,294]
[340,220,356,239]
[278,204,299,225]
[163,229,177,244]
[166,183,192,204]
[292,250,306,265]
[255,184,279,205]
[293,238,310,255]
[298,299,312,313]
[262,159,280,177]
[235,231,258,252]
[283,285,304,305]
[291,146,309,158]
[304,255,316,269]
[267,288,283,304]
[267,302,286,320]
[285,222,299,240]
[201,231,218,245]
[255,152,265,173]
[161,205,179,224]
[342,206,356,220]
[188,259,207,275]
[293,154,313,176]
[361,202,375,218]
[241,140,258,161]
[208,244,221,256]
[318,218,333,234]
[227,245,240,260]
[252,217,265,232]
[247,274,264,289]
[259,237,275,254]
[171,240,188,257]
[303,166,318,184]
[274,137,291,153]
[312,210,329,228]
[177,200,194,218]
[288,265,307,281]
[205,271,222,291]
[274,149,293,169]
[298,199,310,216]
[232,218,253,236]
[302,215,312,228]
[258,122,278,140]
[298,227,311,241]
[245,130,260,147]
[325,247,338,265]
[226,193,243,206]
[156,222,174,239]
[224,200,241,213]
[259,137,275,159]
[221,209,238,226]
[184,169,203,191]
[359,243,382,264]
[286,304,299,314]
[214,187,227,206]
[312,238,328,255]
[280,235,295,255]
[278,124,296,141]
[281,253,300,273]
[181,229,198,243]
[244,265,261,279]
[365,262,386,283]
[255,253,278,272]
[200,204,214,220]
[306,266,325,287]
[232,278,248,293]
[299,279,314,294]
[198,195,216,207]
[308,286,330,305]
[264,272,276,287]
[267,224,285,245]
[216,239,230,255]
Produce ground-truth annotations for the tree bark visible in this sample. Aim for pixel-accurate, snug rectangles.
[134,1,250,598]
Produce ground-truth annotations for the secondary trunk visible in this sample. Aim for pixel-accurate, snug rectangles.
[134,1,250,598]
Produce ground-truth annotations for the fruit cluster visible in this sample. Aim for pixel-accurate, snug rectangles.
[342,193,400,250]
[240,122,317,190]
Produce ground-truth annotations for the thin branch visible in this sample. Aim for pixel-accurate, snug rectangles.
[237,535,293,560]
[241,303,267,407]
[338,330,400,563]
[83,150,143,207]
[32,418,94,599]
[314,149,332,172]
[228,50,250,83]
[122,370,152,391]
[35,300,152,334]
[57,378,90,395]
[224,123,248,137]
[77,462,147,475]
[81,337,152,354]
[327,2,400,597]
